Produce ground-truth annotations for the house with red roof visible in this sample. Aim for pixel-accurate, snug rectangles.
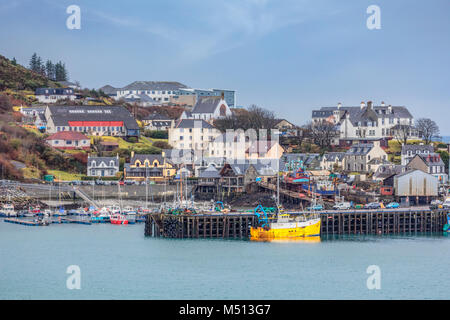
[45,131,90,150]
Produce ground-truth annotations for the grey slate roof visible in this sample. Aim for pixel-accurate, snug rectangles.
[87,156,119,168]
[346,143,374,155]
[401,144,434,155]
[130,154,163,164]
[36,88,74,95]
[198,165,221,179]
[123,93,157,104]
[322,152,346,161]
[47,105,139,130]
[121,81,188,91]
[373,164,406,180]
[143,113,171,121]
[416,153,444,167]
[99,85,118,95]
[312,105,413,126]
[191,96,221,114]
[175,119,215,129]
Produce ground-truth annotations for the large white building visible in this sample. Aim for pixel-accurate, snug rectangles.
[312,101,416,144]
[114,81,188,104]
[168,119,221,152]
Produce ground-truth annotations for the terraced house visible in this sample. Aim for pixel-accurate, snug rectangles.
[168,119,221,153]
[123,152,176,181]
[343,141,388,173]
[44,105,140,138]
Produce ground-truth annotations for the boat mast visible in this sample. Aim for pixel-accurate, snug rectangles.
[276,139,280,209]
[145,166,148,209]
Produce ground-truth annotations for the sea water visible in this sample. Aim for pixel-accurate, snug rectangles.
[0,221,449,299]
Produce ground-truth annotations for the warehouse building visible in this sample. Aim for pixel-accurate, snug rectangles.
[44,105,140,138]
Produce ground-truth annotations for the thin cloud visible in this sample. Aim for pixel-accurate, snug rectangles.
[87,0,334,61]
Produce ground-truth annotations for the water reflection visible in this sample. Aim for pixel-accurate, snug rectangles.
[250,236,321,243]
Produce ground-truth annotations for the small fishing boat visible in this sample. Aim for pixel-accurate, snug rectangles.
[123,206,137,224]
[91,207,111,223]
[110,214,128,225]
[250,205,321,241]
[284,168,310,184]
[0,204,16,217]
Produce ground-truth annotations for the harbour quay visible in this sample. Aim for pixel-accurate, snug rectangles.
[144,209,450,239]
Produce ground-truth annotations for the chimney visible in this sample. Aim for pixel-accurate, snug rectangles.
[360,101,365,109]
[367,101,373,109]
[337,102,342,109]
[131,150,135,158]
[388,105,393,114]
[381,101,385,107]
[221,91,224,100]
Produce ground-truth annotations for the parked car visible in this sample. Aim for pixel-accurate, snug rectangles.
[429,200,443,210]
[364,202,381,210]
[306,204,324,211]
[333,202,352,210]
[354,204,364,209]
[386,202,400,209]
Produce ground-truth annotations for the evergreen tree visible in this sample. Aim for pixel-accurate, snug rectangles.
[45,60,55,80]
[12,57,17,65]
[36,56,45,76]
[29,53,38,72]
[55,61,63,81]
[61,62,68,81]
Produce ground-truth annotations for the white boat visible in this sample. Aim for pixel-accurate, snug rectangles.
[0,204,16,217]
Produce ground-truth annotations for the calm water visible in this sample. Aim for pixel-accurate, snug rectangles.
[0,220,449,300]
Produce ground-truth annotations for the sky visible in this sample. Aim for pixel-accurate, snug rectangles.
[0,0,449,133]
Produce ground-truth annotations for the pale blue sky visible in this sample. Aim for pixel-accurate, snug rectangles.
[0,0,449,133]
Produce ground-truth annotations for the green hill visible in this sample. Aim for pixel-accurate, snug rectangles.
[0,54,61,91]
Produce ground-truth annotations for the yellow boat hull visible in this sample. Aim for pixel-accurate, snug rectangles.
[250,218,321,241]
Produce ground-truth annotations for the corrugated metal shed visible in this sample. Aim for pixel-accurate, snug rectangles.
[394,169,438,197]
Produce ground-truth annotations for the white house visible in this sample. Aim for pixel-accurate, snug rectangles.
[168,119,221,152]
[187,96,232,122]
[312,101,416,143]
[401,144,434,166]
[209,131,248,159]
[87,155,120,177]
[35,88,76,103]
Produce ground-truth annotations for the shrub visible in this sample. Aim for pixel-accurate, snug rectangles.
[144,130,168,139]
[152,141,171,149]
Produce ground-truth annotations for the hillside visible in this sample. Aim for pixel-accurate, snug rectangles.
[0,54,60,91]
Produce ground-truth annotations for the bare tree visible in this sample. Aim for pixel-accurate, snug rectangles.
[305,121,338,150]
[392,124,413,146]
[214,104,276,134]
[416,118,440,145]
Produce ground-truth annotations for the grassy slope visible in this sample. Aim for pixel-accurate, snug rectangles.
[0,54,61,91]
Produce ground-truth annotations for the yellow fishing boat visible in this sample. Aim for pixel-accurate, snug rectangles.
[250,206,321,241]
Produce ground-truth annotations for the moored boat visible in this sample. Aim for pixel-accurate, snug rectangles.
[110,214,128,225]
[0,204,16,217]
[250,205,321,241]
